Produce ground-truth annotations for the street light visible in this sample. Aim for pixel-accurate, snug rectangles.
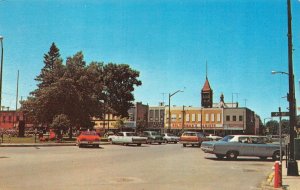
[0,35,3,113]
[273,69,298,175]
[271,71,289,75]
[168,89,184,132]
[271,0,298,176]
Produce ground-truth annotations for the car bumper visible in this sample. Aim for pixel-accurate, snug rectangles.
[180,141,201,145]
[200,147,214,153]
[78,141,101,145]
[165,138,179,142]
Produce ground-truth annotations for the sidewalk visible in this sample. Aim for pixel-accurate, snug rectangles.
[262,160,300,190]
[0,141,111,147]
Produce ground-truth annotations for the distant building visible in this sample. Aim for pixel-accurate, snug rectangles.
[0,111,25,129]
[93,102,148,132]
[148,105,165,131]
[201,76,213,108]
[161,73,261,135]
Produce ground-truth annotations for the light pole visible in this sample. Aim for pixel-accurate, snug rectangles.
[168,89,184,133]
[270,0,298,176]
[272,69,298,175]
[0,36,3,113]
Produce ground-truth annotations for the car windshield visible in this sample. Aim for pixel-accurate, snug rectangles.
[220,135,234,142]
[151,132,158,135]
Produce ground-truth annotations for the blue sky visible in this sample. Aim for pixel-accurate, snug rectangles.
[0,0,300,121]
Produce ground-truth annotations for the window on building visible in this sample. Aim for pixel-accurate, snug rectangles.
[155,110,159,120]
[186,114,190,122]
[178,114,182,121]
[217,114,221,122]
[211,114,215,122]
[171,114,177,121]
[192,114,195,122]
[239,115,243,121]
[206,114,209,122]
[197,114,201,122]
[8,116,12,122]
[233,115,237,121]
[160,110,164,121]
[226,115,230,121]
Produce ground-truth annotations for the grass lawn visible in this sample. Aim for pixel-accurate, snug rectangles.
[0,135,87,144]
[1,135,36,143]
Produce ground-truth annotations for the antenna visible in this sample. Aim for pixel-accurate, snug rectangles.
[161,92,167,106]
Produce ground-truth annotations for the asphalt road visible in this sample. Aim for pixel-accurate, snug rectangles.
[0,143,274,190]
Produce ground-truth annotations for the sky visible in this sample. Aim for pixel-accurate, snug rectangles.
[0,0,300,121]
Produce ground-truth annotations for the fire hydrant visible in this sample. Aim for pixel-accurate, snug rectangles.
[274,161,282,188]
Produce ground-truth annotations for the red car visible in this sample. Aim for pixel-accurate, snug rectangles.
[77,131,101,148]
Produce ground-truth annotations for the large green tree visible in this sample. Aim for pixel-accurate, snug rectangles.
[21,43,142,138]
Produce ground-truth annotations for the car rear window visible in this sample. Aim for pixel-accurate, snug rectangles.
[81,131,97,136]
[220,135,234,142]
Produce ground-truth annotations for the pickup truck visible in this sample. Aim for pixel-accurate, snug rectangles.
[110,132,147,146]
[180,131,210,147]
[201,135,284,160]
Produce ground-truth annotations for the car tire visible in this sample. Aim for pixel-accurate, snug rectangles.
[272,151,281,161]
[137,143,141,146]
[226,151,238,160]
[174,141,178,144]
[183,144,186,147]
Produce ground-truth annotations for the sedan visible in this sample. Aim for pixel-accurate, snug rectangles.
[162,133,180,143]
[77,131,101,148]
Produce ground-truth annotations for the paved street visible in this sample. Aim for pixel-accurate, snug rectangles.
[0,144,274,190]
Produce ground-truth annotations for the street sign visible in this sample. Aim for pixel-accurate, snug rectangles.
[271,112,289,117]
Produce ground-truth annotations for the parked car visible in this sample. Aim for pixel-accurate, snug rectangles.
[110,132,147,146]
[162,133,180,143]
[142,131,164,144]
[180,131,210,147]
[207,134,222,141]
[201,135,284,160]
[77,131,101,148]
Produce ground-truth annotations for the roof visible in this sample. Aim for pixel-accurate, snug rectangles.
[202,78,212,91]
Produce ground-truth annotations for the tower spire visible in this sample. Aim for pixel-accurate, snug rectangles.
[206,61,208,79]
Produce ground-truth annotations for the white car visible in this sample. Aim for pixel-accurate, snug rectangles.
[110,132,147,146]
[207,134,222,141]
[162,133,180,143]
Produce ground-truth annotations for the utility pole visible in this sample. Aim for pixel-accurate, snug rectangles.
[0,36,3,113]
[182,105,185,131]
[286,0,298,176]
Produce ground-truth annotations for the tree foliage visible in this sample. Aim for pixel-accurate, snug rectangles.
[21,43,142,133]
[266,120,279,135]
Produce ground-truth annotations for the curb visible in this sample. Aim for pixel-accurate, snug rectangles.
[0,143,76,147]
[0,142,111,147]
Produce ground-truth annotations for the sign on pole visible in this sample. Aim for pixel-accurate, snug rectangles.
[271,112,289,117]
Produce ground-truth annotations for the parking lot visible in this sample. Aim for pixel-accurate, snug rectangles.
[0,143,274,190]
